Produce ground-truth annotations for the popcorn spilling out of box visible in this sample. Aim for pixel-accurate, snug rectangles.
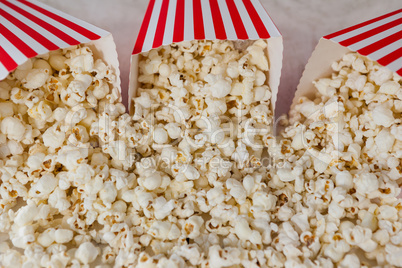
[0,0,401,267]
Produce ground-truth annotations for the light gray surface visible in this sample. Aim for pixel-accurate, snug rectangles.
[38,0,401,116]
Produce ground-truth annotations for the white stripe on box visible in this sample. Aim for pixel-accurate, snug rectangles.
[384,56,402,73]
[183,0,194,41]
[200,0,215,40]
[217,0,237,40]
[331,12,402,43]
[1,14,48,55]
[0,3,69,48]
[0,33,28,66]
[367,39,402,61]
[0,62,9,80]
[25,0,109,37]
[234,0,259,39]
[250,0,280,37]
[162,0,177,46]
[11,0,91,44]
[141,0,162,52]
[348,25,402,52]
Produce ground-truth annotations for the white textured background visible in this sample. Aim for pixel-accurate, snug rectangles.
[38,0,401,116]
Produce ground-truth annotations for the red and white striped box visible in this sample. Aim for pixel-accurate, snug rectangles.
[293,8,402,106]
[0,0,120,91]
[129,0,283,113]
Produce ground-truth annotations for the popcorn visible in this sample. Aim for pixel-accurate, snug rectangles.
[75,242,99,264]
[206,187,225,206]
[335,171,353,190]
[234,217,262,244]
[28,173,58,198]
[99,182,118,205]
[372,104,395,127]
[208,245,241,268]
[37,228,55,247]
[14,203,39,227]
[23,68,50,90]
[0,45,130,266]
[49,54,67,71]
[205,74,232,98]
[153,197,176,220]
[2,37,400,267]
[355,173,379,195]
[277,168,295,182]
[153,127,168,144]
[148,221,180,240]
[1,117,26,141]
[184,216,204,239]
[375,129,395,152]
[279,52,401,267]
[142,172,162,190]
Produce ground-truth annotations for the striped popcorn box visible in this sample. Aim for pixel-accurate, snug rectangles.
[129,0,283,113]
[0,0,120,91]
[294,8,402,106]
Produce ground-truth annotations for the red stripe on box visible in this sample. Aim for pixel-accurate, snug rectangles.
[193,0,205,39]
[0,23,37,58]
[324,9,402,39]
[340,17,402,47]
[397,67,402,76]
[210,0,227,39]
[226,0,248,39]
[0,9,58,51]
[1,0,79,45]
[133,0,156,54]
[243,0,270,39]
[17,0,101,40]
[153,0,170,48]
[0,46,18,71]
[358,30,402,56]
[173,0,185,42]
[377,47,402,66]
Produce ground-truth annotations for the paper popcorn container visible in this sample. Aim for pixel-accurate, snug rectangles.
[0,0,120,91]
[293,8,402,107]
[129,0,283,113]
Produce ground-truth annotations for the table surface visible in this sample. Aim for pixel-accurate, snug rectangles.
[39,0,401,116]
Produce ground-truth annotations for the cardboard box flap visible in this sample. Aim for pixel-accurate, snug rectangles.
[132,0,281,55]
[0,0,110,80]
[324,8,402,76]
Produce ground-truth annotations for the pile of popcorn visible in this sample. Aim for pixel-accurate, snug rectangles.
[274,53,402,267]
[0,38,401,268]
